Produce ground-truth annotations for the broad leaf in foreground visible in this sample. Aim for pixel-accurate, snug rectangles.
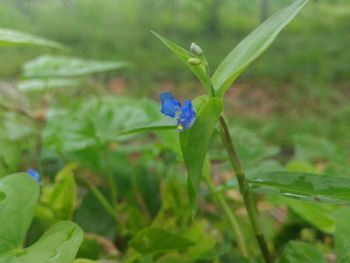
[0,222,83,263]
[0,174,83,263]
[212,0,309,96]
[0,173,39,253]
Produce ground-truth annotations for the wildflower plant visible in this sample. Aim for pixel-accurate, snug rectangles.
[138,0,350,261]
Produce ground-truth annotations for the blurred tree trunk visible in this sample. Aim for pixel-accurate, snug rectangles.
[260,0,269,22]
[207,0,221,35]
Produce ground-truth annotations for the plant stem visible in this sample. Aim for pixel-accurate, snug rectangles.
[101,149,118,207]
[204,171,248,257]
[80,176,120,225]
[203,60,215,97]
[218,115,272,263]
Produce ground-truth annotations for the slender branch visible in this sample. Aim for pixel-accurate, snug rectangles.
[218,115,272,263]
[204,170,248,257]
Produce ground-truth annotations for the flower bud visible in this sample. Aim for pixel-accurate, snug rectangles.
[190,42,203,55]
[187,57,202,65]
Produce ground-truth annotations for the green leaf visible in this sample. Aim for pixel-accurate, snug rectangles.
[283,199,336,234]
[0,173,39,253]
[18,78,80,92]
[74,191,115,239]
[152,31,207,86]
[0,28,65,49]
[48,164,77,220]
[0,174,83,263]
[119,119,176,135]
[180,96,222,216]
[276,241,327,263]
[74,260,96,263]
[23,55,129,78]
[212,0,309,96]
[248,171,350,204]
[44,96,160,152]
[333,207,350,263]
[128,227,195,254]
[0,221,83,263]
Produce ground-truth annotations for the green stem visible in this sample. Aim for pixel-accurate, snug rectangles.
[218,115,272,263]
[81,177,120,225]
[101,149,118,207]
[203,59,215,97]
[204,172,248,257]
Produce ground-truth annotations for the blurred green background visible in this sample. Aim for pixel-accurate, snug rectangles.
[0,1,349,261]
[1,0,349,148]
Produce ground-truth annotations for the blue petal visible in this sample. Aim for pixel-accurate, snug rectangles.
[177,100,196,132]
[27,168,40,182]
[160,92,181,118]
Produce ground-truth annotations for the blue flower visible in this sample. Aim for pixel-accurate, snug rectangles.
[27,168,40,182]
[160,92,196,132]
[160,92,181,118]
[177,100,196,132]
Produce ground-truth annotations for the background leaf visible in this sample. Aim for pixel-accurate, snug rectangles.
[17,78,79,92]
[283,199,336,234]
[180,96,222,216]
[44,96,160,152]
[333,207,350,263]
[23,55,129,78]
[276,241,327,263]
[47,164,77,220]
[211,0,309,96]
[128,227,195,254]
[0,173,39,253]
[0,28,64,49]
[248,171,350,204]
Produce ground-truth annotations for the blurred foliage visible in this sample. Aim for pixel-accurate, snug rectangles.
[0,0,349,262]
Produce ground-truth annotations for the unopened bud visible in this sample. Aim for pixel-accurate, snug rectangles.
[190,42,203,56]
[187,57,202,65]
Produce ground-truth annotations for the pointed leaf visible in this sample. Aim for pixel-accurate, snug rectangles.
[152,31,207,86]
[0,173,39,253]
[129,227,195,254]
[119,119,176,135]
[0,28,65,49]
[212,0,309,96]
[180,96,222,216]
[248,171,350,203]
